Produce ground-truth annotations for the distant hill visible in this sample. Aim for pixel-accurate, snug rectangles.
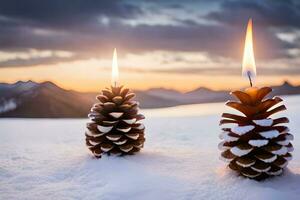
[0,80,299,118]
[0,81,95,118]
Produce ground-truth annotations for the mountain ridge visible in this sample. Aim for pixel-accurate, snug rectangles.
[0,80,299,118]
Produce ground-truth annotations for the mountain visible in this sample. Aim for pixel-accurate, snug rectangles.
[134,91,180,108]
[0,80,300,118]
[0,81,180,118]
[146,88,184,100]
[146,86,233,104]
[0,81,95,118]
[183,87,231,103]
[271,81,300,96]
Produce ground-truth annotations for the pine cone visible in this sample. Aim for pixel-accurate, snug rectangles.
[219,87,293,180]
[85,86,145,158]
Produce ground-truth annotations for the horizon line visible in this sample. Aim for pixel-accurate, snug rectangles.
[0,79,297,93]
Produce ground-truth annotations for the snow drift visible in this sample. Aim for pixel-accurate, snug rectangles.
[0,95,300,200]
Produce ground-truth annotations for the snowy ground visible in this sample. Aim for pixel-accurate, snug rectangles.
[1,95,300,200]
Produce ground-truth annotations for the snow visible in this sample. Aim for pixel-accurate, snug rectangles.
[277,139,290,146]
[106,135,122,141]
[1,95,300,200]
[281,127,290,134]
[89,140,100,146]
[271,146,288,155]
[257,155,278,163]
[248,139,269,147]
[253,119,273,127]
[123,118,137,124]
[0,99,17,113]
[230,146,252,156]
[252,166,271,173]
[236,160,255,168]
[267,169,283,176]
[231,125,255,135]
[286,134,294,141]
[117,127,131,132]
[287,146,294,152]
[97,125,113,133]
[135,124,145,130]
[109,112,124,118]
[259,130,280,139]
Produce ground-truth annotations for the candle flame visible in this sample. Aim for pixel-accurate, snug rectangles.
[242,19,256,83]
[111,48,119,87]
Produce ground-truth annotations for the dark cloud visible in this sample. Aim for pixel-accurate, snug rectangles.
[0,0,299,69]
[0,0,142,27]
[0,0,142,52]
[206,0,300,28]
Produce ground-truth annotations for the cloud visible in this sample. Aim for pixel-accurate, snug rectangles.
[63,50,300,76]
[0,0,299,71]
[135,65,300,76]
[0,56,74,67]
[0,0,142,26]
[0,49,74,67]
[206,0,300,28]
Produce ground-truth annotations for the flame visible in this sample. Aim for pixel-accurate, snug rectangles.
[242,19,256,80]
[111,48,119,87]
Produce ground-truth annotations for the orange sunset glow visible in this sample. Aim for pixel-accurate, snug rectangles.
[0,51,299,92]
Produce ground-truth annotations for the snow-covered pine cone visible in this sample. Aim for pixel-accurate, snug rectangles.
[219,87,293,180]
[85,86,145,158]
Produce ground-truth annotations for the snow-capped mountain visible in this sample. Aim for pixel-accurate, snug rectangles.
[0,81,95,118]
[0,80,300,118]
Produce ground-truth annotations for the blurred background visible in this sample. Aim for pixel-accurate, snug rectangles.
[0,0,300,117]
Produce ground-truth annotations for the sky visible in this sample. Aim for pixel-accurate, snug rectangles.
[0,0,300,92]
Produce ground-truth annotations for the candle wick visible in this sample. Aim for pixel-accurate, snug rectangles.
[247,71,253,87]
